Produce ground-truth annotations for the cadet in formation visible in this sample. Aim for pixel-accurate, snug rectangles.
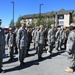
[0,20,5,73]
[65,23,75,73]
[17,20,28,65]
[36,25,44,60]
[7,28,15,61]
[47,24,55,55]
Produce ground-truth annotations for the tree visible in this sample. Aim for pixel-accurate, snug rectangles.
[30,14,37,27]
[9,19,14,27]
[46,11,55,27]
[15,16,23,27]
[50,11,55,19]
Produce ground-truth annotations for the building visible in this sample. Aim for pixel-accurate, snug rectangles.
[21,9,75,27]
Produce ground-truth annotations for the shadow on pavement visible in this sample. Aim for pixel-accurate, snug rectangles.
[3,58,18,64]
[4,49,65,73]
[5,59,39,73]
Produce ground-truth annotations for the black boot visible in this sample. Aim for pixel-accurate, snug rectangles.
[0,68,5,73]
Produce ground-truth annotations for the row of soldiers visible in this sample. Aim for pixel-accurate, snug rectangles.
[32,24,69,55]
[0,19,75,73]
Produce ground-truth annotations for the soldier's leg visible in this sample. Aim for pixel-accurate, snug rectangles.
[38,44,43,59]
[47,45,50,52]
[49,42,55,53]
[64,39,67,49]
[10,47,14,59]
[65,54,74,73]
[47,44,52,55]
[26,42,30,56]
[33,39,35,49]
[19,47,24,63]
[19,47,27,64]
[0,52,3,69]
[0,51,4,73]
[35,43,38,54]
[59,40,62,50]
[14,44,18,54]
[55,41,59,50]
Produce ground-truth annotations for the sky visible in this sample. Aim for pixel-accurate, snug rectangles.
[0,0,75,27]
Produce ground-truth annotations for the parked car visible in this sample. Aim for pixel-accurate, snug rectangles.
[3,28,9,34]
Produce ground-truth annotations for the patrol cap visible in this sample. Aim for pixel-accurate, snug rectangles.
[51,24,55,27]
[9,28,12,30]
[40,25,44,28]
[20,20,26,24]
[70,23,75,27]
[57,27,61,30]
[9,28,13,31]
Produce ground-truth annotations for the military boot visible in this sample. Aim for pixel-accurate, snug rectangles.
[65,67,73,73]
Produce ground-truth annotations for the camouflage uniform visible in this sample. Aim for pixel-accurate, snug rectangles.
[17,27,28,64]
[0,27,5,69]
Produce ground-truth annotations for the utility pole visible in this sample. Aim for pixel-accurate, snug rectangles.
[11,1,14,26]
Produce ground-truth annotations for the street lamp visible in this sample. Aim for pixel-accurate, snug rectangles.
[0,19,2,25]
[39,4,43,20]
[11,1,14,26]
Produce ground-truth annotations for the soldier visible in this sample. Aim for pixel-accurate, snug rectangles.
[13,26,19,54]
[35,26,40,54]
[64,27,70,49]
[0,20,5,73]
[36,25,44,60]
[17,20,28,65]
[26,27,32,56]
[47,24,55,55]
[7,28,15,61]
[55,27,65,51]
[65,23,75,73]
[43,27,48,50]
[32,27,38,49]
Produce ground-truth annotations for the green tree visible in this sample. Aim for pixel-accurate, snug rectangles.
[9,19,14,27]
[50,11,55,19]
[30,14,37,27]
[15,16,24,27]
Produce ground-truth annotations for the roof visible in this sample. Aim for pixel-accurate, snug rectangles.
[21,9,75,19]
[57,9,74,15]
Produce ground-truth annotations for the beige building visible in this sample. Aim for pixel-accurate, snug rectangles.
[21,9,75,27]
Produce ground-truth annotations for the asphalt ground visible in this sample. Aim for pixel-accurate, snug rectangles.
[1,43,75,75]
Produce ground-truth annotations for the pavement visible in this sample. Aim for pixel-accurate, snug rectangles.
[1,43,75,75]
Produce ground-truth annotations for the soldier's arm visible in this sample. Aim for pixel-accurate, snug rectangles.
[36,31,40,43]
[2,29,5,52]
[66,32,75,54]
[17,29,21,49]
[48,30,51,41]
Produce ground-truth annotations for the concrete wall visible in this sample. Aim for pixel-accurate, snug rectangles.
[64,14,70,26]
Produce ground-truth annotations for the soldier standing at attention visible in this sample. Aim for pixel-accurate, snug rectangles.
[17,20,28,65]
[0,19,5,73]
[35,26,40,54]
[7,28,15,61]
[65,23,75,73]
[36,25,44,60]
[47,24,55,55]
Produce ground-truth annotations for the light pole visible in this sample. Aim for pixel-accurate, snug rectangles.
[11,1,14,26]
[39,4,43,20]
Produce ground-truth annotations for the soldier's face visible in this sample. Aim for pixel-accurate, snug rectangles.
[52,27,55,30]
[40,28,43,31]
[21,23,26,28]
[69,26,74,30]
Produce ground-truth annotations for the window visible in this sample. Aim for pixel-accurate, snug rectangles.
[58,15,64,19]
[58,21,64,25]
